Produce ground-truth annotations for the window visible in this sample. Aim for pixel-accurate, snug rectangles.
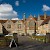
[18,24,21,29]
[28,21,35,27]
[7,24,11,28]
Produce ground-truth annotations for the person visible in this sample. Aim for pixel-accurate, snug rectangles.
[9,38,17,48]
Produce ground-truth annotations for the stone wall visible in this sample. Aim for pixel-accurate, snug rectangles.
[0,23,2,33]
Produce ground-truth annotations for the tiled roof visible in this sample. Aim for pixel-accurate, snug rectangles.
[41,16,50,25]
[0,20,17,23]
[34,17,37,21]
[0,15,50,24]
[40,15,50,20]
[21,20,24,23]
[0,20,23,23]
[11,20,17,23]
[0,20,7,23]
[40,15,44,20]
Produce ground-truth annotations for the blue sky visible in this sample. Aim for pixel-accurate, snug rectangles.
[0,0,50,19]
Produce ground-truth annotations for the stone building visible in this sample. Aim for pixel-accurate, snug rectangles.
[14,20,25,35]
[0,13,50,36]
[37,13,50,35]
[26,15,37,35]
[0,14,37,35]
[40,17,50,35]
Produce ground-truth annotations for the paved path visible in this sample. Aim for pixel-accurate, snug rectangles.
[0,36,50,50]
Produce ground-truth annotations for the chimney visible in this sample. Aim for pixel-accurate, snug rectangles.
[44,12,46,20]
[38,14,40,21]
[37,14,41,27]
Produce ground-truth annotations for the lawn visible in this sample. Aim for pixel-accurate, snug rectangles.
[32,35,46,43]
[0,36,13,47]
[0,37,6,47]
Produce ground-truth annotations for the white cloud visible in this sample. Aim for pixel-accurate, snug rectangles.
[0,18,7,20]
[42,5,50,11]
[0,4,13,13]
[11,18,20,20]
[0,4,18,19]
[15,1,19,6]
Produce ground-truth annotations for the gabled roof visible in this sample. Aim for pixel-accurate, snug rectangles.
[26,15,37,22]
[0,19,24,24]
[0,20,18,23]
[41,16,50,25]
[15,20,24,24]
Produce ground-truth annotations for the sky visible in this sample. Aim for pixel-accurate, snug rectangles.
[0,0,50,19]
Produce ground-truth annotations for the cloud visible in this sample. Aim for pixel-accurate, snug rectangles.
[0,4,13,13]
[0,4,18,19]
[11,18,20,20]
[15,1,19,6]
[42,5,50,11]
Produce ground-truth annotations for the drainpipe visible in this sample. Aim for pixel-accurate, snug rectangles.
[34,22,36,35]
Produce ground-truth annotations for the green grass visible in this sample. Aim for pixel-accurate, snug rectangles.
[0,35,18,47]
[0,36,13,47]
[32,35,46,42]
[0,38,6,47]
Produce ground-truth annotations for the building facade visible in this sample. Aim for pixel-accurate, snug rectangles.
[37,13,50,35]
[0,13,50,36]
